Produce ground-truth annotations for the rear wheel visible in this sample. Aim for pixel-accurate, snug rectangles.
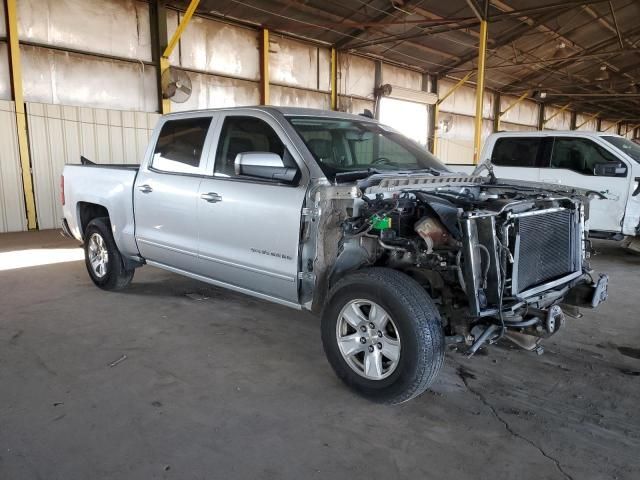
[84,217,134,290]
[321,268,445,404]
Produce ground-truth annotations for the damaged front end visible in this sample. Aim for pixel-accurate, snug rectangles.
[302,173,608,357]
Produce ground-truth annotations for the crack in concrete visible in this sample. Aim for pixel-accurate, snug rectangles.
[457,366,575,480]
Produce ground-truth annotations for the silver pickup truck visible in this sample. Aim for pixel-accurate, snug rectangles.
[61,107,609,404]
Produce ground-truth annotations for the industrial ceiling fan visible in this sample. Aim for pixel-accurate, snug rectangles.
[161,67,192,103]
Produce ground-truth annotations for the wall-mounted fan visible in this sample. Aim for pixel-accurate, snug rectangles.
[161,67,192,103]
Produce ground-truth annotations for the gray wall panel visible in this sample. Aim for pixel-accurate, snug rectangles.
[171,73,259,112]
[18,0,151,61]
[21,45,157,112]
[270,85,330,109]
[0,100,27,232]
[167,11,260,81]
[0,42,10,100]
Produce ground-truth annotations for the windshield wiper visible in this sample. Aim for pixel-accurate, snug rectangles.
[334,168,383,183]
[407,167,442,176]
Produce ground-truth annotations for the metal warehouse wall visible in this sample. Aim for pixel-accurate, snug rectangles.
[0,100,27,233]
[0,0,632,232]
[27,103,160,230]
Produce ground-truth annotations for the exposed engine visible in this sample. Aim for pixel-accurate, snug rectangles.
[330,178,607,356]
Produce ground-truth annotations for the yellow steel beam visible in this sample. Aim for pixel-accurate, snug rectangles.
[472,19,488,164]
[438,71,474,105]
[160,0,200,114]
[496,90,530,131]
[433,71,473,156]
[542,103,571,128]
[163,0,200,59]
[260,28,270,105]
[330,48,338,110]
[159,57,171,114]
[603,120,622,132]
[5,0,37,229]
[575,111,602,129]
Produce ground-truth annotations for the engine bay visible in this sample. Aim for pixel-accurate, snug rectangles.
[335,181,591,355]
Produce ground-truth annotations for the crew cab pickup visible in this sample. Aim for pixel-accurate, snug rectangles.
[61,107,609,404]
[454,131,640,250]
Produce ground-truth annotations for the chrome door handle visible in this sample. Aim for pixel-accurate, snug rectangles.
[200,192,222,203]
[138,184,153,193]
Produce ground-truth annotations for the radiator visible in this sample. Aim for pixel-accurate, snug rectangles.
[512,209,577,294]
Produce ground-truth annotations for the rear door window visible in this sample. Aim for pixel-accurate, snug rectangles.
[550,137,623,176]
[152,117,212,174]
[491,137,544,167]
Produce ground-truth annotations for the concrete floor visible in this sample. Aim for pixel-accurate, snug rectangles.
[1,230,639,480]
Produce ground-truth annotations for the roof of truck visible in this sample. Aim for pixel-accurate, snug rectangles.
[165,106,377,122]
[489,130,624,139]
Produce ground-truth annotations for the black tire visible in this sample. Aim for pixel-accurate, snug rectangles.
[321,268,445,404]
[84,217,134,291]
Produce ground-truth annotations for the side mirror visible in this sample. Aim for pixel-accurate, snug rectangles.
[593,161,627,177]
[234,152,298,183]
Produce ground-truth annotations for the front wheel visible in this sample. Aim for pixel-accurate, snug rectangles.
[84,217,134,290]
[321,268,445,404]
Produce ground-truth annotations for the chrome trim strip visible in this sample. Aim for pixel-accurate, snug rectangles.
[146,260,303,310]
[198,253,296,283]
[136,238,197,257]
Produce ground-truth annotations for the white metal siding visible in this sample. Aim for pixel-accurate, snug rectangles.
[27,102,160,230]
[0,100,27,232]
[0,42,10,100]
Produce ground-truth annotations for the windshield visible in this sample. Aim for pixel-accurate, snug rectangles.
[287,116,450,180]
[602,136,640,163]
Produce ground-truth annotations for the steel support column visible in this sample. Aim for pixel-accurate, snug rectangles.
[537,104,545,130]
[496,90,529,131]
[260,28,270,105]
[576,111,601,129]
[492,92,501,132]
[542,103,571,128]
[374,60,382,119]
[570,110,577,130]
[3,0,37,229]
[150,1,168,114]
[472,14,489,164]
[330,48,338,110]
[426,73,437,153]
[603,120,621,132]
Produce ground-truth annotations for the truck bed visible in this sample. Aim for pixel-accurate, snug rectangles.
[62,163,140,258]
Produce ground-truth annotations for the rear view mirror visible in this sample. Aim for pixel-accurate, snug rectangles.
[593,161,627,177]
[344,130,374,141]
[234,152,298,183]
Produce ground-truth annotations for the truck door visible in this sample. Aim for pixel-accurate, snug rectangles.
[487,136,545,181]
[541,137,630,233]
[134,114,215,271]
[195,113,308,304]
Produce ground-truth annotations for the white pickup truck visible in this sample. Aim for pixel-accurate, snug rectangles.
[61,107,608,404]
[454,131,640,248]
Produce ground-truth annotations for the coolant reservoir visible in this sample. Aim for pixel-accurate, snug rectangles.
[415,216,451,252]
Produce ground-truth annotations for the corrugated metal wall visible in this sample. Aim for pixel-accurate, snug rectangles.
[0,0,635,232]
[27,102,159,229]
[0,100,27,233]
